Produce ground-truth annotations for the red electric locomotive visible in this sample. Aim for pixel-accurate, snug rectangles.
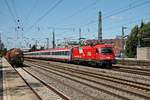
[72,44,116,67]
[24,44,116,68]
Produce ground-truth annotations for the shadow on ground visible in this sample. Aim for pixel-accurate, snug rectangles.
[13,64,31,68]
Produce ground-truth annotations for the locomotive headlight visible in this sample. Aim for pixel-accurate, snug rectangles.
[106,57,110,59]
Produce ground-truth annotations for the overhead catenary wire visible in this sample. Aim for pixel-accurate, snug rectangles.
[25,0,150,45]
[27,0,63,33]
[53,0,100,27]
[24,0,39,27]
[81,0,150,27]
[4,0,21,41]
[62,16,150,40]
[11,0,18,18]
[59,0,99,22]
[102,0,140,16]
[104,14,150,31]
[4,0,17,23]
[103,0,150,19]
[59,0,150,28]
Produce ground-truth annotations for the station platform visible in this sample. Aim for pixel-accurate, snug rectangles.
[0,58,38,100]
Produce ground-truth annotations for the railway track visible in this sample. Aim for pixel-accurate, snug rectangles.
[24,59,150,100]
[112,65,150,76]
[26,59,150,84]
[26,58,150,76]
[13,65,69,100]
[24,65,116,100]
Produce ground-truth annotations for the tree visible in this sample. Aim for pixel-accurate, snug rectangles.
[0,48,7,57]
[125,22,150,58]
[40,46,45,50]
[29,45,37,52]
[125,26,138,58]
[139,22,150,47]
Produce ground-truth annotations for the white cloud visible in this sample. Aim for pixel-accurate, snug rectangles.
[109,16,123,20]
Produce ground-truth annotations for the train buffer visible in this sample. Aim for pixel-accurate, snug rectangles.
[0,58,38,100]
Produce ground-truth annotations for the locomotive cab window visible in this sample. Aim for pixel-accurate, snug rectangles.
[96,48,99,54]
[101,47,113,54]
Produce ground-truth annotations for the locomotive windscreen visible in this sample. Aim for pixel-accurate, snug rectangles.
[101,48,113,54]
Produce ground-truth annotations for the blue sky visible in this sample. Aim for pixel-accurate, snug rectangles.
[0,0,150,49]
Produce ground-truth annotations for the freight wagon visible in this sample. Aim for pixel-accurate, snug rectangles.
[5,48,24,66]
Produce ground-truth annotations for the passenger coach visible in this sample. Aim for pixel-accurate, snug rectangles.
[24,44,116,68]
[24,48,71,61]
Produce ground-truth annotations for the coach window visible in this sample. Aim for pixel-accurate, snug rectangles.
[64,51,67,55]
[60,51,62,55]
[64,51,66,55]
[61,51,63,55]
[55,52,57,55]
[66,51,70,55]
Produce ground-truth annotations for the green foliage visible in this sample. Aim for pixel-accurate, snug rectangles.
[0,48,7,57]
[125,22,150,58]
[39,46,45,50]
[29,45,45,52]
[29,45,37,52]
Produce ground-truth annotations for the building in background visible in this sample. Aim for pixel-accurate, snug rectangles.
[56,37,125,57]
